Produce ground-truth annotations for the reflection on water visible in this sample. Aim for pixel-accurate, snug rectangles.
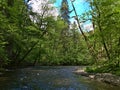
[0,66,120,90]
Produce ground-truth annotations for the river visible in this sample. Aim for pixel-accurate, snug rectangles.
[0,66,120,90]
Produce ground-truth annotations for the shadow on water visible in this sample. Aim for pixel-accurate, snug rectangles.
[0,66,120,90]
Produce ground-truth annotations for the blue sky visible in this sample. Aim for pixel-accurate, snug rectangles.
[54,0,90,18]
[25,0,90,18]
[24,0,92,31]
[54,0,93,31]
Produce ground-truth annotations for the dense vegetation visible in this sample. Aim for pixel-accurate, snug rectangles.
[0,0,90,68]
[0,0,120,75]
[84,0,120,75]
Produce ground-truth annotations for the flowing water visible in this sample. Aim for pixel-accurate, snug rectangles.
[0,66,120,90]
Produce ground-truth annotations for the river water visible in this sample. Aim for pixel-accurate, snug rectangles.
[0,66,120,90]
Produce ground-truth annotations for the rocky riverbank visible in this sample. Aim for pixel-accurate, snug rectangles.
[74,68,120,86]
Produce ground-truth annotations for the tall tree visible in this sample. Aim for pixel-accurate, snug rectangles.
[60,0,70,25]
[70,0,97,62]
[59,0,71,59]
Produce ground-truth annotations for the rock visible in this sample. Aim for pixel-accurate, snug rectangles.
[22,86,28,89]
[89,75,95,79]
[37,73,40,75]
[93,73,120,86]
[73,69,89,77]
[73,69,120,86]
[80,72,89,77]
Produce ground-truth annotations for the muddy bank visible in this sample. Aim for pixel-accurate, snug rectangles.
[74,68,120,86]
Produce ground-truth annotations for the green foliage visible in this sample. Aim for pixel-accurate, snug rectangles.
[2,0,120,70]
[82,0,120,74]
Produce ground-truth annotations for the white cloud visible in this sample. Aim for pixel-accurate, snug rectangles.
[83,23,94,32]
[70,19,94,32]
[28,0,58,17]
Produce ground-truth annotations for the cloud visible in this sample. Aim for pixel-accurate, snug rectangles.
[27,0,58,17]
[83,23,94,31]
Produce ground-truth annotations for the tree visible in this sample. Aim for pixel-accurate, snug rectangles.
[70,0,97,62]
[60,0,70,25]
[85,0,120,74]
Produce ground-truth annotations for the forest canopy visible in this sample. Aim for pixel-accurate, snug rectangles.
[0,0,120,75]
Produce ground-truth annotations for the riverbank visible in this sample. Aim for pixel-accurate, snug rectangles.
[74,67,120,86]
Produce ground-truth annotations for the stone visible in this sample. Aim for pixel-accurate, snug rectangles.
[74,68,120,86]
[89,75,95,79]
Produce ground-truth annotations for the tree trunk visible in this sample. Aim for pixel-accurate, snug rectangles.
[95,3,110,60]
[70,0,97,62]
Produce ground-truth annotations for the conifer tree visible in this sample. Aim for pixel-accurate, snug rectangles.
[60,0,70,25]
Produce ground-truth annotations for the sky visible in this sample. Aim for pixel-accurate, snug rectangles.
[25,0,93,31]
[25,0,90,17]
[54,0,93,31]
[54,0,90,16]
